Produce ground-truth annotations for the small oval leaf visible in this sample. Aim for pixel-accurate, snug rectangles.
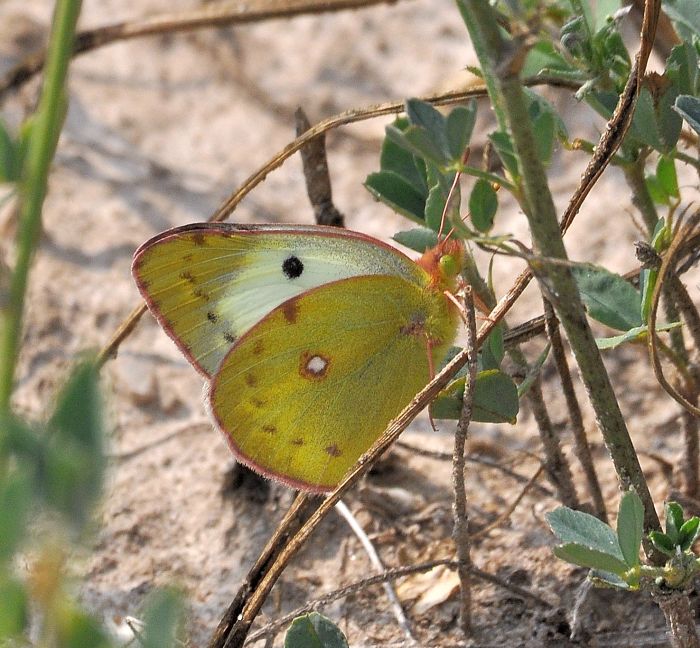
[469,179,498,232]
[553,543,629,576]
[285,612,349,648]
[547,506,624,561]
[570,264,642,331]
[617,491,644,568]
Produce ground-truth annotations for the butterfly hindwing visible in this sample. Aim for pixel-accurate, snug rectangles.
[132,223,425,376]
[208,274,458,492]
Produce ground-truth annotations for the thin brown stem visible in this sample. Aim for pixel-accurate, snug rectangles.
[295,107,345,227]
[207,493,316,648]
[649,211,700,418]
[470,465,544,541]
[452,287,478,635]
[544,300,607,522]
[623,153,660,234]
[667,273,700,354]
[526,374,580,508]
[0,0,402,96]
[245,557,554,645]
[662,282,699,497]
[509,343,580,508]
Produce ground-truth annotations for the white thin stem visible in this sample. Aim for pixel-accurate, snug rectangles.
[334,500,416,643]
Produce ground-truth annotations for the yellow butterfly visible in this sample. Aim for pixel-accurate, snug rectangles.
[132,223,464,492]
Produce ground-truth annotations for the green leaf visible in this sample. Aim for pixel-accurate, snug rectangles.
[481,324,504,370]
[379,120,428,194]
[665,501,685,544]
[45,360,105,531]
[424,181,448,232]
[364,172,426,223]
[589,569,631,589]
[662,0,700,39]
[645,173,670,206]
[666,43,698,96]
[517,343,551,398]
[561,15,592,62]
[406,99,448,148]
[679,517,700,551]
[489,131,519,178]
[596,322,681,349]
[631,87,664,151]
[570,264,642,331]
[522,40,576,77]
[627,80,682,151]
[0,120,18,183]
[285,612,349,648]
[140,589,184,648]
[657,84,682,151]
[0,577,28,637]
[617,491,644,568]
[59,614,113,648]
[469,179,498,232]
[673,95,700,135]
[392,227,438,253]
[546,506,624,561]
[446,102,477,161]
[649,530,676,556]
[532,109,556,166]
[0,471,31,563]
[553,543,629,576]
[432,369,519,423]
[403,126,450,167]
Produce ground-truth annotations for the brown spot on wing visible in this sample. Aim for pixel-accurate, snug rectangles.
[223,332,236,343]
[183,253,193,262]
[207,311,218,323]
[180,270,196,283]
[251,397,265,408]
[325,444,342,457]
[253,340,265,356]
[192,232,206,246]
[262,424,277,434]
[245,373,257,387]
[291,438,304,446]
[282,298,299,324]
[400,312,427,337]
[192,287,210,301]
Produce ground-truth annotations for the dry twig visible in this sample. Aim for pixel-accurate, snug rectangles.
[451,287,478,634]
[334,500,415,643]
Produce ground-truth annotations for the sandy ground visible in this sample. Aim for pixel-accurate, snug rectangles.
[1,0,699,646]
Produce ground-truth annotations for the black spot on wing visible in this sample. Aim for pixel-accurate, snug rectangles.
[282,255,304,279]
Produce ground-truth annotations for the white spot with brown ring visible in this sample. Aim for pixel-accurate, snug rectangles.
[299,351,330,380]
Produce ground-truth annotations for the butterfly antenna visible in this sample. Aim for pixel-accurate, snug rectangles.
[437,147,470,242]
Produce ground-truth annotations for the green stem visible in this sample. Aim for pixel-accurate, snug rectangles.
[456,164,516,192]
[456,0,663,560]
[623,153,659,234]
[0,0,83,412]
[674,150,700,174]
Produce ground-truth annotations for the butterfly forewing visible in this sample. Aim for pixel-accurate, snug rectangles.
[132,224,424,376]
[208,274,459,492]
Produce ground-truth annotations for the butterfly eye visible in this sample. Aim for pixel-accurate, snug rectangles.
[439,253,460,278]
[282,255,304,279]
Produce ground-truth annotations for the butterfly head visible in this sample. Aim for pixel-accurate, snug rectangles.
[417,237,465,291]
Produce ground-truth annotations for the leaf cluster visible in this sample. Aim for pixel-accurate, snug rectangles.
[548,495,700,591]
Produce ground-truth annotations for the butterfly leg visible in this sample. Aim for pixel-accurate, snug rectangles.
[445,286,494,324]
